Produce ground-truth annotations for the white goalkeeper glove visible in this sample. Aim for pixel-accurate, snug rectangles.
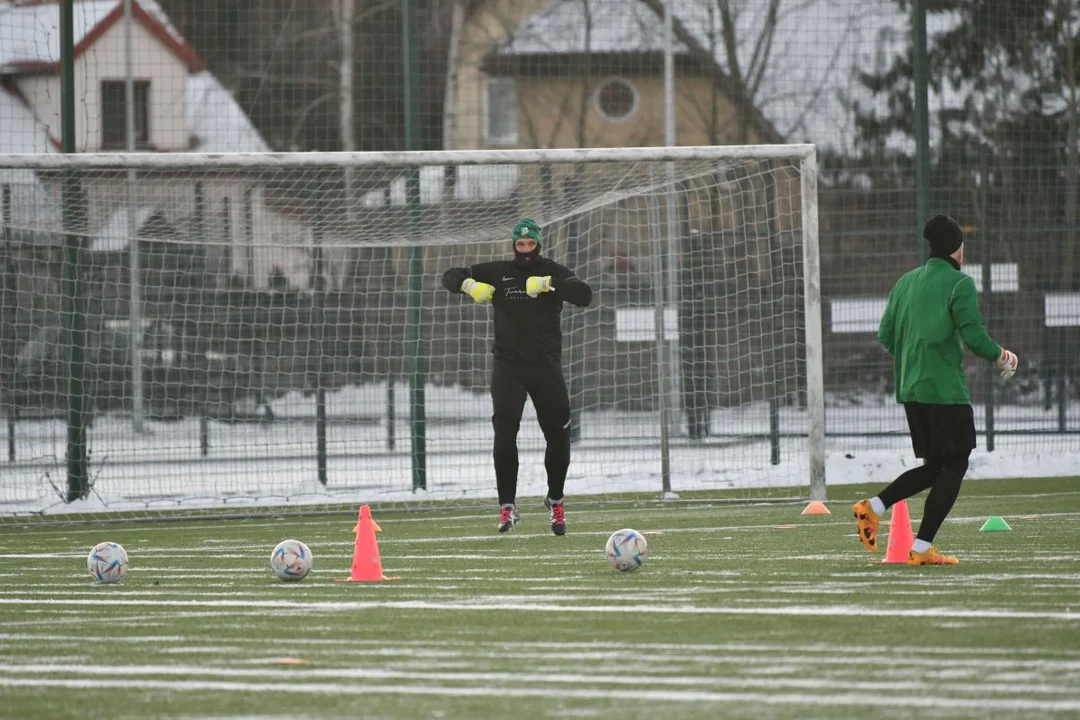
[526,275,553,298]
[995,349,1018,380]
[460,278,494,304]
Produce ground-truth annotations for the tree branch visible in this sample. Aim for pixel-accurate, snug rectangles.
[744,0,780,101]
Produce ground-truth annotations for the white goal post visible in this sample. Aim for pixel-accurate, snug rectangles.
[0,145,824,519]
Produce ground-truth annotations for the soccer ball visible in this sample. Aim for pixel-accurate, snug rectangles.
[270,539,312,582]
[605,528,647,572]
[87,542,129,584]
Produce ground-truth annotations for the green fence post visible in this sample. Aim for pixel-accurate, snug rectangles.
[403,0,426,491]
[913,0,931,264]
[61,0,88,501]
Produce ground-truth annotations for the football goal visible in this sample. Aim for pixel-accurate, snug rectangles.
[0,145,824,520]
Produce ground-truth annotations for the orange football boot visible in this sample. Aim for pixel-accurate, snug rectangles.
[908,546,959,565]
[852,500,880,552]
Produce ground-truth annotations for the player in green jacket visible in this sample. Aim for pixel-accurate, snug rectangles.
[852,215,1019,565]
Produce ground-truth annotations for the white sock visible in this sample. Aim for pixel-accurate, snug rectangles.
[870,497,886,516]
[912,539,932,553]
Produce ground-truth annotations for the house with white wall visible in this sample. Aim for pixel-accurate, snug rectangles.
[0,0,313,291]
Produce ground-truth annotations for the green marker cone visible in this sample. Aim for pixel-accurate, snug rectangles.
[980,516,1012,532]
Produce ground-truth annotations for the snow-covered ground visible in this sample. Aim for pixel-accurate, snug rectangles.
[2,384,1078,517]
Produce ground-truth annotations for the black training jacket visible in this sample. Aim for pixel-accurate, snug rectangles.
[442,257,592,364]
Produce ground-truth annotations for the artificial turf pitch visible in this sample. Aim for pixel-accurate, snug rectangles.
[1,476,1078,719]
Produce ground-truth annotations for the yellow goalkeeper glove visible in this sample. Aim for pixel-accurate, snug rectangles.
[526,275,553,298]
[460,278,494,304]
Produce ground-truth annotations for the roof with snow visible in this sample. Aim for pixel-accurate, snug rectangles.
[360,165,520,207]
[89,204,156,252]
[186,71,269,153]
[501,0,690,55]
[0,0,268,155]
[0,86,58,234]
[0,80,53,155]
[494,0,964,154]
[0,0,197,72]
[0,0,268,242]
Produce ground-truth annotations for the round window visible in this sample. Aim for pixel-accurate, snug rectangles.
[594,78,638,123]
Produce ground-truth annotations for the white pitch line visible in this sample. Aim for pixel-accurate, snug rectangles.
[4,634,1080,658]
[4,510,1077,551]
[0,597,1076,620]
[3,642,1079,674]
[0,676,1078,712]
[3,505,1078,541]
[1,663,1077,698]
[0,588,1033,607]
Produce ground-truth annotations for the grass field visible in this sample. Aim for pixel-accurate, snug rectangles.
[1,477,1079,719]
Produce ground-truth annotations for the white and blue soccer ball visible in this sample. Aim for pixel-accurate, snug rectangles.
[605,528,648,572]
[87,541,129,584]
[270,539,312,582]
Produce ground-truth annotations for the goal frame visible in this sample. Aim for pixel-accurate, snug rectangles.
[0,144,826,506]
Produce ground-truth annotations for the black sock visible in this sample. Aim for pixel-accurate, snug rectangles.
[544,447,568,503]
[916,454,968,542]
[877,463,938,509]
[493,440,518,507]
[542,424,571,503]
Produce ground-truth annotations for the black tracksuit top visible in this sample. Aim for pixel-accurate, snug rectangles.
[442,257,593,364]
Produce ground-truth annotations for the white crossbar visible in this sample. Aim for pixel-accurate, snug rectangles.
[0,145,816,170]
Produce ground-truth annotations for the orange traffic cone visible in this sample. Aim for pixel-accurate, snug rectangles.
[883,499,914,564]
[338,505,397,582]
[801,500,830,515]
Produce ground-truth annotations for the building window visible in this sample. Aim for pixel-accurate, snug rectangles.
[101,80,150,149]
[484,77,519,146]
[594,77,638,123]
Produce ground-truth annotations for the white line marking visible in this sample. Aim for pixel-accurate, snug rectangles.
[0,663,1077,698]
[0,597,1075,620]
[0,677,1076,712]
[4,635,1080,658]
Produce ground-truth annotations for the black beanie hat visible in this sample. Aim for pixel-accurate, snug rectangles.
[923,214,964,257]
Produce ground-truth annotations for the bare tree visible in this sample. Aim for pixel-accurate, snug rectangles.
[1055,0,1079,286]
[574,0,595,148]
[715,0,779,143]
[506,0,597,149]
[635,0,775,143]
[639,0,865,148]
[335,0,357,157]
[442,0,467,150]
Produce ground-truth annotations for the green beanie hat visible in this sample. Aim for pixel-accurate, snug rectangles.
[511,217,542,245]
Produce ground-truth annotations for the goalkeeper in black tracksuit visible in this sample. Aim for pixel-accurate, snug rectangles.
[442,217,593,535]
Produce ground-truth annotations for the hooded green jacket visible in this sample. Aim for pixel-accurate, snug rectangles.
[878,257,1002,405]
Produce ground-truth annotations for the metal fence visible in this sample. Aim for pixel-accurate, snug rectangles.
[1,0,1078,516]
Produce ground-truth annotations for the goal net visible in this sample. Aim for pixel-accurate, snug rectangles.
[0,146,824,520]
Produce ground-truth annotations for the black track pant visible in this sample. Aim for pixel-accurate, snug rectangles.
[877,452,970,544]
[491,357,572,506]
[877,402,975,543]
